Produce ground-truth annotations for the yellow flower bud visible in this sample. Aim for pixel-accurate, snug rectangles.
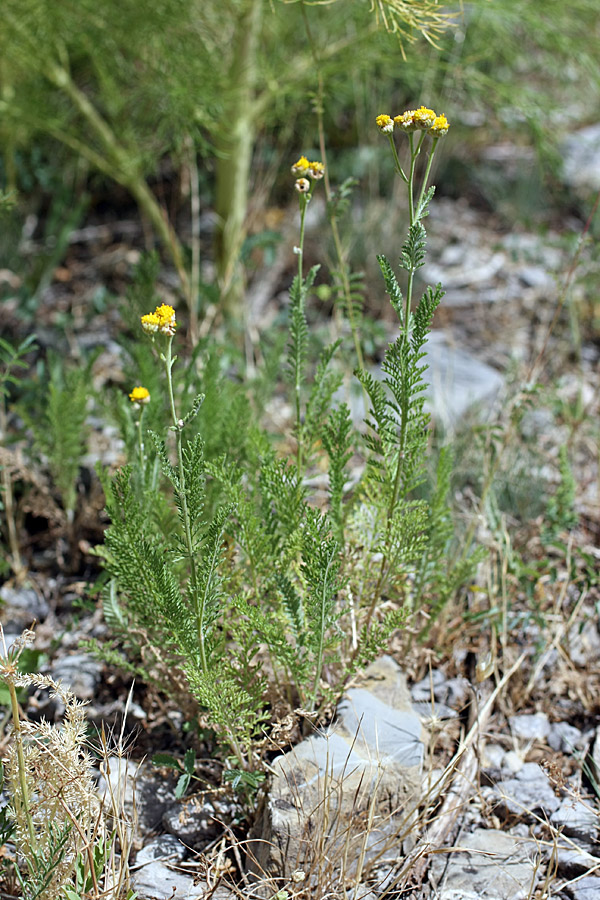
[428,113,450,136]
[291,156,310,176]
[376,114,394,134]
[129,385,151,404]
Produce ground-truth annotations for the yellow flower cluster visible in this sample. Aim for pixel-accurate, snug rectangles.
[291,156,325,180]
[377,106,450,137]
[141,303,177,336]
[129,385,151,404]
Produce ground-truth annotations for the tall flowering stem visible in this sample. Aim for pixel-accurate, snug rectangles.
[141,304,207,674]
[291,159,325,473]
[162,337,207,673]
[368,106,450,611]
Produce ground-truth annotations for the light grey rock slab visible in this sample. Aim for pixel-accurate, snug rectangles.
[562,124,600,192]
[254,656,424,877]
[135,767,179,837]
[0,585,49,625]
[509,712,551,742]
[51,653,103,700]
[492,762,561,817]
[517,265,556,289]
[425,249,508,290]
[131,860,206,899]
[557,845,600,878]
[548,722,584,754]
[501,751,525,774]
[431,828,540,900]
[551,797,598,844]
[162,794,238,848]
[338,687,424,768]
[568,875,600,900]
[423,331,504,427]
[341,332,504,430]
[482,743,506,769]
[96,759,176,839]
[441,677,471,709]
[568,617,600,666]
[411,669,446,702]
[135,834,187,867]
[412,700,457,722]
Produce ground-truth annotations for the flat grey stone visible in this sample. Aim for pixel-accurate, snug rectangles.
[441,677,471,709]
[51,653,103,700]
[557,846,600,878]
[493,762,561,817]
[131,860,206,899]
[135,767,179,837]
[568,875,600,900]
[135,834,186,867]
[551,797,598,843]
[501,750,525,774]
[0,585,49,624]
[254,656,423,877]
[423,331,504,426]
[412,700,457,722]
[432,828,540,899]
[338,687,424,768]
[425,248,507,290]
[411,669,446,702]
[517,265,555,289]
[162,794,238,848]
[343,332,504,431]
[562,124,600,192]
[568,617,600,666]
[548,722,584,754]
[482,743,506,769]
[509,712,551,741]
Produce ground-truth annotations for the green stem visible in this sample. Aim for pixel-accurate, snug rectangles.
[295,194,309,474]
[311,552,334,706]
[360,131,434,635]
[387,133,408,184]
[163,338,206,672]
[137,407,145,470]
[416,138,439,217]
[8,679,36,850]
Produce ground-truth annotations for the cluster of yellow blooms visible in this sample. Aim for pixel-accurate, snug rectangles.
[129,385,151,405]
[291,156,325,193]
[140,303,177,336]
[376,106,450,137]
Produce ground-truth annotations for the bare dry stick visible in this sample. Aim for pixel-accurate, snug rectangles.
[384,651,526,893]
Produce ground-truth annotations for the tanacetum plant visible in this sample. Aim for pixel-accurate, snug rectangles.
[92,112,480,780]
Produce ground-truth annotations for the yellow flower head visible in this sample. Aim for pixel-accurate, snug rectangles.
[413,106,437,130]
[142,303,177,336]
[295,177,311,194]
[394,110,417,132]
[141,312,160,334]
[428,113,450,137]
[376,114,394,134]
[307,161,325,180]
[291,156,310,176]
[155,303,177,334]
[129,385,151,404]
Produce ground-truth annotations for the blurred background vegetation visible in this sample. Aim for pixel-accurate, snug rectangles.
[1,0,600,333]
